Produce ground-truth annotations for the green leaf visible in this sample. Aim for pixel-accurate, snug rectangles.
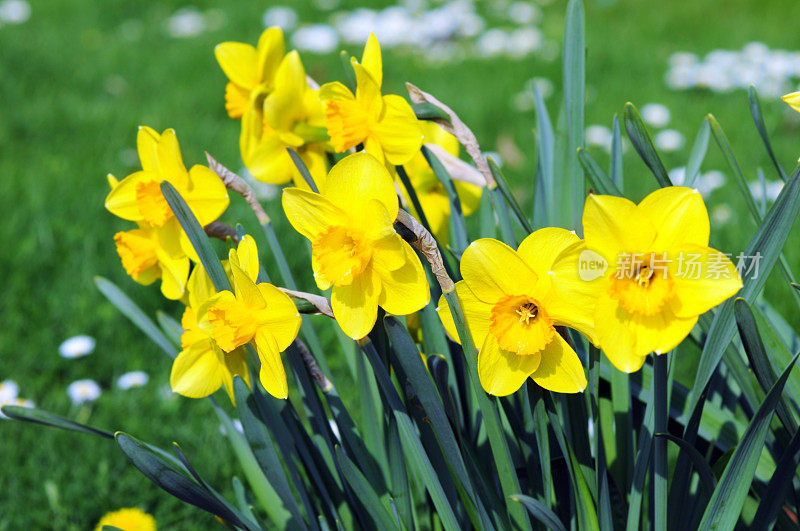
[689,164,800,412]
[578,148,622,196]
[655,433,716,496]
[422,145,469,253]
[115,432,261,531]
[339,50,356,92]
[625,369,655,531]
[413,102,450,122]
[533,83,555,226]
[698,352,800,530]
[487,157,533,234]
[488,187,516,245]
[685,119,710,187]
[334,445,398,531]
[287,148,319,193]
[748,86,788,181]
[161,181,230,292]
[95,276,177,358]
[386,417,414,530]
[653,354,668,530]
[610,115,623,189]
[0,405,114,439]
[623,102,672,187]
[562,0,586,228]
[233,377,306,528]
[750,427,800,529]
[510,494,566,531]
[156,310,183,346]
[396,165,435,238]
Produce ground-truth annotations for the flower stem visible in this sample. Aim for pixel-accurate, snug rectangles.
[653,353,669,531]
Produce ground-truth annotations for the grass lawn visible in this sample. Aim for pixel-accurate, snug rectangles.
[2,0,800,528]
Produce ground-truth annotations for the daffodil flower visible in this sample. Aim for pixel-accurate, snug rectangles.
[105,127,230,298]
[320,33,422,166]
[282,152,430,339]
[170,256,249,403]
[782,91,800,113]
[200,237,302,399]
[95,507,156,531]
[215,27,285,119]
[437,229,592,396]
[241,50,329,189]
[552,187,742,373]
[400,122,482,242]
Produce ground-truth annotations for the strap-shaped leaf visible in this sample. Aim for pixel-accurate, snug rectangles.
[1,405,114,439]
[750,427,800,529]
[422,145,469,252]
[623,102,672,187]
[510,494,566,531]
[95,276,177,358]
[748,86,788,181]
[610,115,623,189]
[487,157,533,233]
[413,102,450,122]
[287,148,319,193]
[698,352,800,530]
[578,148,622,196]
[685,119,710,187]
[533,84,555,226]
[655,433,716,495]
[562,0,586,228]
[116,432,261,531]
[334,445,398,531]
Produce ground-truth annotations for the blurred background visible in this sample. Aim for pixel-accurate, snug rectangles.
[2,0,800,528]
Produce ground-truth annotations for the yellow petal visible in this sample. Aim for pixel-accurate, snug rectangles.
[292,146,328,191]
[360,33,382,87]
[668,244,743,318]
[256,283,302,351]
[322,152,399,220]
[455,181,482,217]
[156,129,188,184]
[187,263,216,309]
[104,170,157,221]
[137,126,160,172]
[264,51,307,131]
[230,260,264,308]
[221,347,251,404]
[371,95,423,166]
[241,123,295,185]
[319,81,356,103]
[282,188,347,241]
[156,249,189,300]
[184,165,229,226]
[460,238,539,304]
[214,41,259,89]
[436,281,493,346]
[170,343,225,398]
[638,187,710,250]
[782,91,800,113]
[517,227,581,276]
[331,268,381,339]
[352,61,382,117]
[231,234,260,282]
[256,27,286,86]
[478,333,541,396]
[376,244,430,316]
[254,330,289,399]
[224,82,251,119]
[583,194,656,265]
[530,333,587,393]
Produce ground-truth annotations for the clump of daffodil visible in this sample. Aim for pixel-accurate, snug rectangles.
[438,229,593,396]
[199,236,302,399]
[105,128,229,299]
[215,27,285,119]
[95,507,156,531]
[320,33,422,167]
[552,187,742,373]
[399,122,482,242]
[241,50,329,189]
[282,152,430,339]
[170,240,249,403]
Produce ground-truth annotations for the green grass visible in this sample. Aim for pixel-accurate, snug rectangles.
[2,0,800,528]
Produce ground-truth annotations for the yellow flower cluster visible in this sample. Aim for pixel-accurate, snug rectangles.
[105,32,744,404]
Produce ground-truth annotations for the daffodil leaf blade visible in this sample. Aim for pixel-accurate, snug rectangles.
[685,118,710,187]
[533,83,555,226]
[232,377,306,527]
[421,145,469,253]
[115,432,261,531]
[578,147,622,196]
[698,352,799,530]
[750,427,800,529]
[487,157,533,234]
[747,86,788,182]
[287,147,319,193]
[156,310,183,346]
[386,417,414,530]
[509,494,566,531]
[333,445,398,531]
[610,115,623,189]
[655,432,716,496]
[689,164,800,412]
[95,276,177,359]
[0,405,115,439]
[562,0,586,228]
[413,102,450,122]
[623,102,672,187]
[160,181,231,293]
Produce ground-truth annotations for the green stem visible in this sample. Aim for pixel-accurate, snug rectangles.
[653,353,668,531]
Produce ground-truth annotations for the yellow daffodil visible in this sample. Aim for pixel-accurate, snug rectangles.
[105,127,230,298]
[215,27,285,119]
[400,122,482,242]
[282,152,430,339]
[95,507,156,531]
[170,247,248,403]
[438,229,592,396]
[113,226,189,300]
[782,91,800,113]
[106,127,229,230]
[320,33,422,166]
[552,187,742,373]
[241,50,329,189]
[200,237,302,399]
